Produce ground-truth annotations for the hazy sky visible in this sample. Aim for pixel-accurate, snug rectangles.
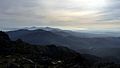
[0,0,120,30]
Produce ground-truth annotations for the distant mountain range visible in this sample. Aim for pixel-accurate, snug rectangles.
[1,30,120,67]
[7,27,120,48]
[7,27,120,62]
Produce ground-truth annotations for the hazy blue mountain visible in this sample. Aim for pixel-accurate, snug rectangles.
[7,29,92,49]
[7,27,120,62]
[8,29,63,44]
[79,48,120,63]
[7,28,120,49]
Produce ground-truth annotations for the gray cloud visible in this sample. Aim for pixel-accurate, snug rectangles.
[99,0,120,22]
[0,0,120,30]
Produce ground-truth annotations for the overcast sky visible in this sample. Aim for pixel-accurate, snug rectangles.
[0,0,120,30]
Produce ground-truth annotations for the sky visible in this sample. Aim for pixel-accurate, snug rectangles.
[0,0,120,30]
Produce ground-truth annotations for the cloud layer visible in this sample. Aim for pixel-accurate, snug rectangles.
[0,0,120,30]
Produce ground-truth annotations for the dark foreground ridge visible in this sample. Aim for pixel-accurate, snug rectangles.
[0,31,120,68]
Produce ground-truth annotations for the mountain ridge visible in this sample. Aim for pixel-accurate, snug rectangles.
[7,29,120,49]
[0,31,92,68]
